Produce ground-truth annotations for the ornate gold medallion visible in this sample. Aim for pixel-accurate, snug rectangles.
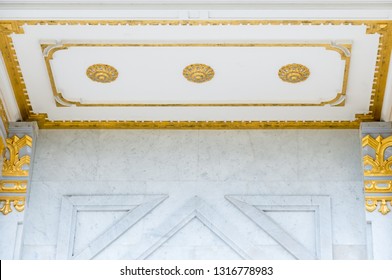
[183,64,214,83]
[278,63,310,83]
[86,64,118,83]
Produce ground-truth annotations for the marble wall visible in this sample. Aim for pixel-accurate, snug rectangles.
[21,129,367,259]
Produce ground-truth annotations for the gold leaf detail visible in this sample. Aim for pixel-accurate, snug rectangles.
[0,196,25,215]
[364,180,392,193]
[183,64,214,83]
[365,197,392,215]
[379,200,391,215]
[2,135,32,177]
[278,63,310,83]
[86,64,118,83]
[0,180,28,193]
[362,135,392,176]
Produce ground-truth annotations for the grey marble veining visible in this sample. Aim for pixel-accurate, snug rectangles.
[20,129,367,260]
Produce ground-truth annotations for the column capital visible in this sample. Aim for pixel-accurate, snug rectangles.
[361,122,392,215]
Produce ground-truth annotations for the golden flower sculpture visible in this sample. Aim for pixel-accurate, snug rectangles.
[183,64,214,83]
[278,63,310,83]
[86,64,118,83]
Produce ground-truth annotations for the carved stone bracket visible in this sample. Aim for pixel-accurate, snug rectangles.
[361,122,392,215]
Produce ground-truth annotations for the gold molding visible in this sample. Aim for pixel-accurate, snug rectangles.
[0,20,390,129]
[365,196,392,215]
[28,118,359,129]
[0,196,25,215]
[43,42,350,108]
[362,135,392,176]
[0,180,27,193]
[2,135,32,177]
[364,180,392,193]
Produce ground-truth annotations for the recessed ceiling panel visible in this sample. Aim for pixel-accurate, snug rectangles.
[0,20,389,128]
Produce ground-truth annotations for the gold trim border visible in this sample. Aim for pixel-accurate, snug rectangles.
[33,119,359,129]
[0,180,27,193]
[364,180,392,193]
[0,20,390,129]
[44,42,350,108]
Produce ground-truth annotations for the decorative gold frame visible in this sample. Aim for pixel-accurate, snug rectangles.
[0,20,390,129]
[43,42,350,108]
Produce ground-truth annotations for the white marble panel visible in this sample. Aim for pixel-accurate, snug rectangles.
[23,181,62,245]
[146,218,242,260]
[366,210,392,259]
[197,130,298,181]
[56,194,167,259]
[32,130,100,181]
[0,216,24,259]
[297,130,362,181]
[73,210,131,255]
[333,245,367,260]
[22,245,56,260]
[263,210,316,254]
[97,130,199,181]
[226,195,333,259]
[22,129,368,260]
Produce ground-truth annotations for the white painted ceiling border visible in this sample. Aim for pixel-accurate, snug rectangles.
[0,55,22,122]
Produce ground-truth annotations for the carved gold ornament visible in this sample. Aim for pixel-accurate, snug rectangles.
[86,64,118,83]
[0,180,27,193]
[2,135,32,177]
[183,64,214,83]
[364,180,392,192]
[0,196,25,215]
[362,135,392,176]
[365,197,392,215]
[278,63,310,83]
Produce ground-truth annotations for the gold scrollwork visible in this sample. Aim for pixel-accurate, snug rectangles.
[2,135,32,177]
[362,135,392,176]
[365,196,392,215]
[0,196,25,215]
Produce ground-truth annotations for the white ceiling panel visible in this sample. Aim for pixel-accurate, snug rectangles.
[0,19,390,128]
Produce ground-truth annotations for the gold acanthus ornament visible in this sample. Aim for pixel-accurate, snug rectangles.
[2,135,32,177]
[0,196,25,215]
[365,197,392,215]
[362,135,392,176]
[183,64,215,83]
[278,63,310,83]
[86,64,118,83]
